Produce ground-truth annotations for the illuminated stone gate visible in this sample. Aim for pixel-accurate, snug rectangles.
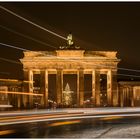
[20,34,120,108]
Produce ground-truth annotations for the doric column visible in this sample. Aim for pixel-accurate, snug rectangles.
[77,69,84,107]
[40,70,48,108]
[45,70,49,107]
[20,94,24,109]
[107,70,112,106]
[23,70,28,108]
[92,70,96,105]
[22,95,27,108]
[23,70,29,91]
[95,70,100,107]
[124,88,126,106]
[23,70,33,108]
[28,69,33,108]
[120,87,124,107]
[123,87,127,106]
[112,70,118,106]
[56,69,63,105]
[119,86,123,107]
[126,87,129,106]
[77,70,79,107]
[107,70,118,107]
[17,95,21,108]
[130,86,134,107]
[29,70,33,92]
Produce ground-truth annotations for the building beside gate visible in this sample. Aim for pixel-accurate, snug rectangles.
[118,81,140,107]
[0,79,22,109]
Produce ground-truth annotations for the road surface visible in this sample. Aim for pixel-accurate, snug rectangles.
[0,107,140,138]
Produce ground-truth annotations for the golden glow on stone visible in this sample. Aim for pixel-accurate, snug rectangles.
[20,49,120,107]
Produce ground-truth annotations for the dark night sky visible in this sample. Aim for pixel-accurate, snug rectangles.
[0,2,140,80]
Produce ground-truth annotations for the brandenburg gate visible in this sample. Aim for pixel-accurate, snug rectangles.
[20,34,120,108]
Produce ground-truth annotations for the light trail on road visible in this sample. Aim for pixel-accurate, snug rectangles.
[1,108,140,126]
[0,113,139,126]
[0,112,84,126]
[0,91,43,96]
[0,78,34,83]
[0,130,15,136]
